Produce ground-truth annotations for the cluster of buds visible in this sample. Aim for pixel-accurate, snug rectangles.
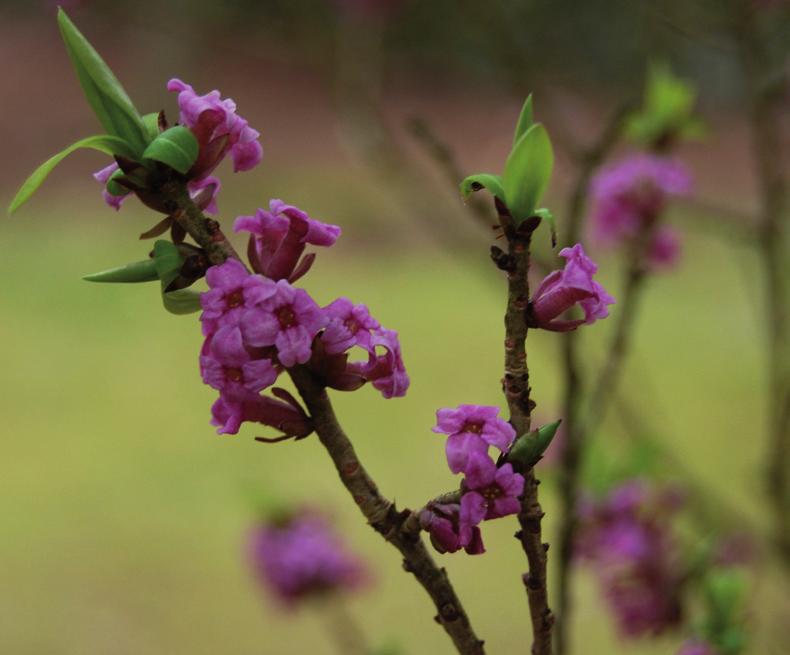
[420,405,524,555]
[576,479,685,637]
[247,508,368,608]
[200,200,408,438]
[590,154,693,270]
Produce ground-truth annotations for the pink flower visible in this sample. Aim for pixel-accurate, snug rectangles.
[350,327,410,398]
[576,479,685,637]
[591,154,692,270]
[321,298,380,355]
[460,452,524,521]
[648,225,681,269]
[240,280,327,367]
[234,200,341,282]
[433,404,516,474]
[210,391,312,437]
[529,243,615,332]
[200,326,278,400]
[167,78,263,177]
[188,175,222,215]
[419,502,485,555]
[93,162,128,210]
[199,259,276,335]
[248,510,368,608]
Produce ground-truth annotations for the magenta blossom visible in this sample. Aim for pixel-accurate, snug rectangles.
[93,162,127,210]
[248,511,367,608]
[200,326,278,400]
[433,404,516,474]
[648,225,681,269]
[210,391,312,437]
[591,153,692,269]
[321,297,380,355]
[460,452,525,521]
[592,154,691,240]
[419,502,485,555]
[167,78,263,177]
[576,479,684,637]
[188,175,222,214]
[240,280,326,368]
[200,259,276,335]
[350,327,410,398]
[234,200,341,282]
[529,243,615,332]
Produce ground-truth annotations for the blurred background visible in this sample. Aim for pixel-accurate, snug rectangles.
[0,1,788,653]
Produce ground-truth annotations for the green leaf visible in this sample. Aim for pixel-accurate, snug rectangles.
[161,288,202,315]
[83,259,159,283]
[507,420,562,469]
[459,173,505,201]
[142,112,162,141]
[152,240,185,281]
[646,62,695,122]
[142,126,199,175]
[57,9,149,155]
[151,240,201,315]
[512,94,534,147]
[625,61,702,146]
[704,570,745,627]
[534,208,557,247]
[8,134,135,214]
[502,123,554,222]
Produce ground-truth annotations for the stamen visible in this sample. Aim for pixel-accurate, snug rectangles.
[225,367,244,382]
[276,305,298,329]
[226,289,244,308]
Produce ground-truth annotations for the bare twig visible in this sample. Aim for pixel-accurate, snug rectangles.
[554,99,633,655]
[407,116,495,230]
[496,206,553,655]
[734,1,790,565]
[319,601,370,655]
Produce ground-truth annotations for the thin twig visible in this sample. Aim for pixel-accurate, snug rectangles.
[318,600,370,655]
[407,116,495,230]
[553,99,633,655]
[496,206,553,655]
[288,366,486,654]
[674,197,759,244]
[733,1,790,565]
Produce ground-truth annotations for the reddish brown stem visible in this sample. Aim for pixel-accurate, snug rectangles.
[288,366,485,655]
[498,208,553,655]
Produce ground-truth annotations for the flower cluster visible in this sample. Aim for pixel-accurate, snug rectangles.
[421,405,523,555]
[590,154,692,270]
[199,202,408,436]
[247,510,367,608]
[529,243,615,332]
[93,79,263,213]
[576,479,685,637]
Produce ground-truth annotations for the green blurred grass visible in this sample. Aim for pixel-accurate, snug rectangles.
[0,189,783,654]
